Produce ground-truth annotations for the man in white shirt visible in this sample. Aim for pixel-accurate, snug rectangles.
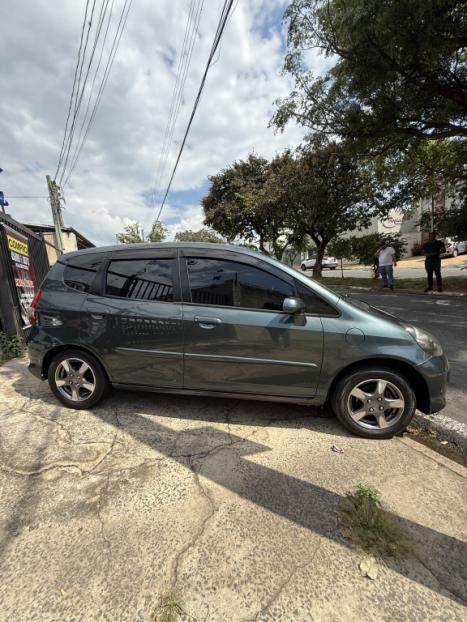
[375,243,396,290]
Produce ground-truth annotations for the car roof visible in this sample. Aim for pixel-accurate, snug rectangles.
[61,242,263,260]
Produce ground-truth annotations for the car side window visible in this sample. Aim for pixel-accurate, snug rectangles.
[295,279,339,316]
[187,258,293,311]
[106,258,175,301]
[63,254,103,292]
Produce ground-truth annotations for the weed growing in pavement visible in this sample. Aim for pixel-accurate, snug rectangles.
[338,484,412,558]
[0,332,24,363]
[154,589,183,622]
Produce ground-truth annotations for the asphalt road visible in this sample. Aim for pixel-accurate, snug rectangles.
[334,288,467,428]
[314,266,466,278]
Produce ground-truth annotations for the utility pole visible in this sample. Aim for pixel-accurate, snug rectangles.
[46,175,65,252]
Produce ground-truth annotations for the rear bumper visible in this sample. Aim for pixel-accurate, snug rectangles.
[417,355,449,414]
[27,341,47,380]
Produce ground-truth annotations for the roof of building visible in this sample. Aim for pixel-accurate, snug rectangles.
[22,223,95,249]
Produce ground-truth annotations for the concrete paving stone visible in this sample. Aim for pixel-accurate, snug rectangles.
[0,358,466,622]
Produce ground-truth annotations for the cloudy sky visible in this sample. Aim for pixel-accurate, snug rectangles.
[0,0,326,246]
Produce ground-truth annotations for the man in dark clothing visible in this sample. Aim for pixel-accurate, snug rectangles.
[422,231,446,293]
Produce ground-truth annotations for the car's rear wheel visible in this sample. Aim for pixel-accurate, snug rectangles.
[301,263,307,271]
[48,349,109,409]
[331,367,416,439]
[453,248,458,257]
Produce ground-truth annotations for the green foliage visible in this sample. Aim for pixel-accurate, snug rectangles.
[0,332,24,362]
[147,221,168,243]
[154,590,183,622]
[274,0,467,150]
[411,241,424,257]
[174,228,224,243]
[347,233,407,268]
[419,192,467,239]
[203,143,401,274]
[116,221,168,244]
[338,485,412,558]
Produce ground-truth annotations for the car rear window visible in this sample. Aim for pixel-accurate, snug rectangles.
[63,254,103,293]
[106,258,175,301]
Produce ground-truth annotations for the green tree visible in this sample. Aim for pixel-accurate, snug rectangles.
[116,221,168,244]
[174,228,224,243]
[147,221,168,242]
[273,0,467,151]
[203,153,295,259]
[116,222,145,244]
[286,142,398,277]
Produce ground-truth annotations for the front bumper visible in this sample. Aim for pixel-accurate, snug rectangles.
[417,354,449,414]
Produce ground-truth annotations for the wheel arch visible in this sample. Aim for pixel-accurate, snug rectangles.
[325,358,430,413]
[42,344,112,382]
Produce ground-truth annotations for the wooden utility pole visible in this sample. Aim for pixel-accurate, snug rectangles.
[46,175,65,252]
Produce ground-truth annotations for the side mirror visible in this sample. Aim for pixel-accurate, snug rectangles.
[282,297,305,315]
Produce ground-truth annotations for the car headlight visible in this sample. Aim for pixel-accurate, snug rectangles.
[405,325,443,357]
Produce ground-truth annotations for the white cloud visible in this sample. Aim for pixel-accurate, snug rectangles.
[0,0,327,246]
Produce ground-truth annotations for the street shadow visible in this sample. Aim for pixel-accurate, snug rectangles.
[87,407,466,605]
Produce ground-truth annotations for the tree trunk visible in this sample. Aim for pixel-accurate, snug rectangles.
[312,241,327,279]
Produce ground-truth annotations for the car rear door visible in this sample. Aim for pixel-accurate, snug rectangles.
[180,248,324,398]
[81,247,183,387]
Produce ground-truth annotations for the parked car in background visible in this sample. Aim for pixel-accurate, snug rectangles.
[453,240,467,257]
[27,243,448,440]
[301,255,338,270]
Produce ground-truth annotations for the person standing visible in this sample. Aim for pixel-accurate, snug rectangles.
[375,242,397,290]
[423,231,446,293]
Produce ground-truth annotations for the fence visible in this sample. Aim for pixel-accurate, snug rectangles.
[0,213,52,340]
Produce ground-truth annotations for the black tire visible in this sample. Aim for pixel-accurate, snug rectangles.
[330,267,336,270]
[48,349,109,409]
[301,264,307,271]
[453,249,458,257]
[330,366,416,439]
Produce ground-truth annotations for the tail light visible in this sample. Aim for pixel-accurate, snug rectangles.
[29,289,43,327]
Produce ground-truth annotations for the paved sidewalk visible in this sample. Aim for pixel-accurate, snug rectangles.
[0,359,466,621]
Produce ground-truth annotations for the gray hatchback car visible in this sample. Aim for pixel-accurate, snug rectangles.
[27,243,448,439]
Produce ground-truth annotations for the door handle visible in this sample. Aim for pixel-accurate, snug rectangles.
[194,316,222,329]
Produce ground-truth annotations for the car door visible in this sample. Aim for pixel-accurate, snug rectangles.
[81,248,183,387]
[180,249,324,398]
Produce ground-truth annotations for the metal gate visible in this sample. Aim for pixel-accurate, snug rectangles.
[0,213,51,340]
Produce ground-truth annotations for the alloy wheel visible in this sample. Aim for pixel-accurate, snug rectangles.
[54,357,97,402]
[347,378,405,430]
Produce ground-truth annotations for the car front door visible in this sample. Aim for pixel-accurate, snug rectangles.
[180,249,324,398]
[81,248,183,387]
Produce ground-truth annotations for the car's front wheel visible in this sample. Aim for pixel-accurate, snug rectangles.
[48,349,109,409]
[453,248,458,257]
[331,367,416,439]
[301,264,307,271]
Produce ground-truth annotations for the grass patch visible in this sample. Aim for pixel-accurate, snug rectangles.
[317,275,467,293]
[154,589,183,622]
[338,484,412,559]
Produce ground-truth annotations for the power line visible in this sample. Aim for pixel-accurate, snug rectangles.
[152,0,203,207]
[61,0,133,190]
[54,0,91,179]
[153,0,236,225]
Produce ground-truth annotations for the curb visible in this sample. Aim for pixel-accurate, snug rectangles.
[413,412,467,454]
[332,286,467,298]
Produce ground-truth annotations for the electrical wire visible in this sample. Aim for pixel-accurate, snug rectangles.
[61,0,133,190]
[153,0,236,225]
[152,0,204,207]
[54,0,91,179]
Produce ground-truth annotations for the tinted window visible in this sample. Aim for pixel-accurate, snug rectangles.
[106,259,174,301]
[63,254,102,292]
[187,258,293,310]
[295,280,339,316]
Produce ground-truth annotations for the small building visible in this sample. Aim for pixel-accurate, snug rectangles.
[22,223,95,265]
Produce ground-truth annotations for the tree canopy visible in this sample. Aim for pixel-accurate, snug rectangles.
[116,221,168,244]
[174,228,224,243]
[273,0,467,151]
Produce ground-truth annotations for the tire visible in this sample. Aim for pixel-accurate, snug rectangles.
[330,366,416,439]
[301,264,307,271]
[330,267,336,270]
[48,349,109,409]
[453,249,458,257]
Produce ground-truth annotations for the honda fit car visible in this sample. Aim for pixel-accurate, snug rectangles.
[27,243,448,439]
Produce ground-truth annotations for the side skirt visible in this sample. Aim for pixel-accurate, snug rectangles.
[111,383,322,406]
